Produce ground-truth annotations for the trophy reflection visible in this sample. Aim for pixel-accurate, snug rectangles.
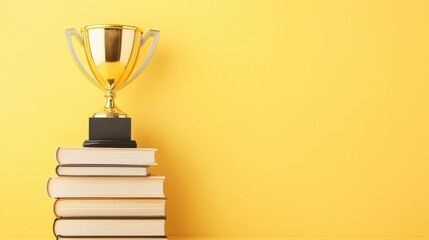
[65,24,159,147]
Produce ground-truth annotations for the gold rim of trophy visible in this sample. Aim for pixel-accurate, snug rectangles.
[82,24,144,33]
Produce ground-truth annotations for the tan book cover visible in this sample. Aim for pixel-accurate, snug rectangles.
[54,198,166,217]
[47,176,165,198]
[54,218,166,237]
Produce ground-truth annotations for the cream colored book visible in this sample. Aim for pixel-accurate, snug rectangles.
[56,147,157,165]
[47,176,165,198]
[58,238,167,240]
[56,165,149,176]
[54,218,165,237]
[55,199,166,217]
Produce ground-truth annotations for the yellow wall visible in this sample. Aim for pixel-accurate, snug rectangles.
[0,0,429,237]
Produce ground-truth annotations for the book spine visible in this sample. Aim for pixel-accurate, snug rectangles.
[53,199,59,218]
[46,177,53,199]
[53,217,58,237]
[55,147,61,164]
[55,165,60,176]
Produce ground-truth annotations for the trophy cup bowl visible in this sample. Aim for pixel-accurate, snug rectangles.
[66,24,160,118]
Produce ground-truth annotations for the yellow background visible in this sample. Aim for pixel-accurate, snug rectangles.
[0,0,429,238]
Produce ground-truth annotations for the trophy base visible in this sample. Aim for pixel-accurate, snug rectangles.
[83,140,137,148]
[84,117,137,148]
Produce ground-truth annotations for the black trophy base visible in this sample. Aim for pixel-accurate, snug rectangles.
[84,117,137,148]
[83,140,137,148]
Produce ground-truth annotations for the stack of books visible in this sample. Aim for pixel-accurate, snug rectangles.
[47,147,167,240]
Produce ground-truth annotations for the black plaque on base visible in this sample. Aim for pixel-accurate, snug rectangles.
[83,117,137,148]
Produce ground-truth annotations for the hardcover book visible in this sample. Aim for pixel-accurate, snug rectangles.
[54,199,166,217]
[47,176,165,198]
[54,218,166,237]
[56,165,150,176]
[56,147,157,165]
[58,238,167,240]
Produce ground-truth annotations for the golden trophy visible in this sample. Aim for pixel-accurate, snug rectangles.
[65,24,160,147]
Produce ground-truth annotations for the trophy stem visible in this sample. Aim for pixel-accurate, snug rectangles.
[105,91,116,110]
[93,91,127,118]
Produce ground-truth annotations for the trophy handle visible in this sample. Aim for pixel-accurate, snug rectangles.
[65,28,105,91]
[115,30,160,92]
